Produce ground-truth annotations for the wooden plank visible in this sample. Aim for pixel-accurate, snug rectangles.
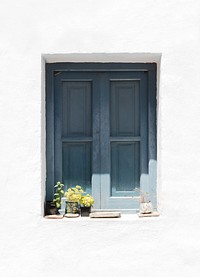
[46,66,55,200]
[90,212,121,218]
[46,62,156,72]
[45,215,64,219]
[137,211,160,218]
[91,74,101,209]
[64,214,80,218]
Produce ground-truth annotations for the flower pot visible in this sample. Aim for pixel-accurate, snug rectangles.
[80,206,91,217]
[65,201,79,214]
[45,201,58,215]
[140,202,153,214]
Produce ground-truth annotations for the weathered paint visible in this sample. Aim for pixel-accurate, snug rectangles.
[47,64,156,211]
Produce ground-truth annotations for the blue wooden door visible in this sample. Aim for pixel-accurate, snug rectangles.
[46,63,156,212]
[99,72,148,211]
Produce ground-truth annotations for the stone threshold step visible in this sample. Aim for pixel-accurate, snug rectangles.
[90,212,121,218]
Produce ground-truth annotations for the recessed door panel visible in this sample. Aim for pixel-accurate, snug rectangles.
[111,142,140,196]
[110,81,140,137]
[62,143,91,194]
[62,81,92,137]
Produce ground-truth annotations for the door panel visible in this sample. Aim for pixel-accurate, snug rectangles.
[62,143,91,194]
[62,82,92,137]
[111,142,140,196]
[110,81,140,137]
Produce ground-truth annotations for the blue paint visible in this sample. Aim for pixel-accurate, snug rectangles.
[46,63,157,212]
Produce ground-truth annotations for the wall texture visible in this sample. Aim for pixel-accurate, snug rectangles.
[0,0,200,276]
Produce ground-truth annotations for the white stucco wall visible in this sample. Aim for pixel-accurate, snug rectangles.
[1,0,200,276]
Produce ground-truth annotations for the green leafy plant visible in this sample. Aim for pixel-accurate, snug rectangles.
[65,185,84,202]
[80,194,94,207]
[53,181,64,209]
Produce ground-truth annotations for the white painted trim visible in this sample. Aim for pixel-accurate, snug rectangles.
[42,52,161,63]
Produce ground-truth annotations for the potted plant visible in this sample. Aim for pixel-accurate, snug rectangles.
[52,181,64,214]
[79,194,94,217]
[139,191,153,214]
[65,185,84,214]
[45,201,57,215]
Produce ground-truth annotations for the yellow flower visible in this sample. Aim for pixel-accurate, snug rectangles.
[65,185,85,202]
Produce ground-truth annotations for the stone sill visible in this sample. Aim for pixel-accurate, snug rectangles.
[44,212,160,222]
